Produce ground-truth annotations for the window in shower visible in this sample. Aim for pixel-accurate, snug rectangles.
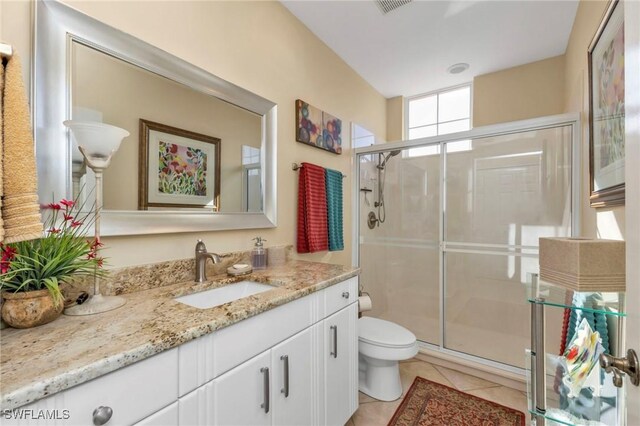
[406,84,472,141]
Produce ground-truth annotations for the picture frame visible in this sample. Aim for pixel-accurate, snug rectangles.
[588,0,625,207]
[295,99,342,154]
[139,119,221,210]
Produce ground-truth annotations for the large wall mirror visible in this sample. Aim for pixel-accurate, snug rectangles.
[34,0,277,236]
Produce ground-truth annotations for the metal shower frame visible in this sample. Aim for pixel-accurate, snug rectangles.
[352,112,581,376]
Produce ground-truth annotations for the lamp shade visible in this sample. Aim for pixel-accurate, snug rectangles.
[63,121,129,167]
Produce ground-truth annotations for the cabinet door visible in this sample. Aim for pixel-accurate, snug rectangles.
[324,303,358,426]
[211,350,272,426]
[135,402,178,425]
[271,324,323,426]
[178,381,214,425]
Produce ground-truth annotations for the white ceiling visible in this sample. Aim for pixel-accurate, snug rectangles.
[282,0,579,98]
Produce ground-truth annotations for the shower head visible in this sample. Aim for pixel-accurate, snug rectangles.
[378,150,402,169]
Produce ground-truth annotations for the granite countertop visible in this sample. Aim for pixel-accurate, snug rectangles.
[0,260,359,410]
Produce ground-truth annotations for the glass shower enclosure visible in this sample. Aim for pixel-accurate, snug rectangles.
[355,114,579,372]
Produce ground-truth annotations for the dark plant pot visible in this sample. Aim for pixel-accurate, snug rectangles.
[1,289,63,329]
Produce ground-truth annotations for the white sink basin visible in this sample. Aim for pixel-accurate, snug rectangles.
[175,281,274,309]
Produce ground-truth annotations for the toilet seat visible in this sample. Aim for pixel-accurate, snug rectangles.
[359,317,416,348]
[358,317,418,361]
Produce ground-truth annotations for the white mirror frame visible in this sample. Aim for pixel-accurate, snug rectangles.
[34,0,277,236]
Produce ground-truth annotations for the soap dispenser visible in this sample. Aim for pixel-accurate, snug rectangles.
[251,237,267,270]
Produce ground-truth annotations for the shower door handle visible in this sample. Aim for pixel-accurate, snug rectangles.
[330,325,338,358]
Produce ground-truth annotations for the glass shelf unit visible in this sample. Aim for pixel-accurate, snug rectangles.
[526,274,625,426]
[525,276,626,317]
[526,351,622,426]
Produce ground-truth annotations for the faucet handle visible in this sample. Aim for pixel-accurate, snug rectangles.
[196,239,207,253]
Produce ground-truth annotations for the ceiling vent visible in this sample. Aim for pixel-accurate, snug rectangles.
[375,0,412,15]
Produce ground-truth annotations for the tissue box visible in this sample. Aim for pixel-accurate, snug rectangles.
[539,238,625,292]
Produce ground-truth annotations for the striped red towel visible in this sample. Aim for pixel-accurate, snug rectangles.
[297,162,328,253]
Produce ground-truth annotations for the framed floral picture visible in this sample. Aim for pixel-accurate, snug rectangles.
[588,0,625,207]
[139,119,221,210]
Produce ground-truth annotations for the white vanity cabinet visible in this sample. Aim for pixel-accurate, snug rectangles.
[324,303,359,426]
[3,277,359,426]
[2,348,179,426]
[207,325,322,426]
[134,402,179,425]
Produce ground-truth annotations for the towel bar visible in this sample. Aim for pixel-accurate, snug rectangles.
[292,162,346,178]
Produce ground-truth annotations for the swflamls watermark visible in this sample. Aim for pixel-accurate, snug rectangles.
[1,409,71,420]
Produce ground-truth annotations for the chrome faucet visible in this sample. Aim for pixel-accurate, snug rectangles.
[195,239,221,283]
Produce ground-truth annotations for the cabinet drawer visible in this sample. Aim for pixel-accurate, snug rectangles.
[324,277,358,317]
[6,349,178,426]
[213,292,316,377]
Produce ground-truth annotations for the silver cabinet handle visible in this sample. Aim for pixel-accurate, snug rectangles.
[260,367,270,413]
[330,325,338,358]
[92,406,113,425]
[281,355,290,397]
[342,291,350,299]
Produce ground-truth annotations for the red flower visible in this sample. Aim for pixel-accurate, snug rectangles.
[63,214,74,222]
[60,199,75,208]
[47,203,61,210]
[95,257,104,268]
[87,251,96,260]
[47,228,61,234]
[90,239,103,250]
[1,244,17,274]
[70,221,83,228]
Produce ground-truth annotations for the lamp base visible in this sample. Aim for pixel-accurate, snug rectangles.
[64,294,126,316]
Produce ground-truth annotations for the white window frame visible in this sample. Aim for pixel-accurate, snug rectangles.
[404,82,473,140]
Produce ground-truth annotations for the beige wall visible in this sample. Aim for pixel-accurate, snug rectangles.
[4,0,387,267]
[472,55,565,127]
[73,43,262,212]
[563,0,625,240]
[386,96,404,142]
[472,0,624,241]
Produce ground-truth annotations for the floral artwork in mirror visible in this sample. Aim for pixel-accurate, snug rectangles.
[139,119,221,210]
[588,0,625,207]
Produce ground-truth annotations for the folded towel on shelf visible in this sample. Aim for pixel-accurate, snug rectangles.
[325,168,343,251]
[297,162,328,253]
[1,53,42,243]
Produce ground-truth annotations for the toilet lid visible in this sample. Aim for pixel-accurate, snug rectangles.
[359,317,416,348]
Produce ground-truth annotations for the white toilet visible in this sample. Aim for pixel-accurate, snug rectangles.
[358,316,418,401]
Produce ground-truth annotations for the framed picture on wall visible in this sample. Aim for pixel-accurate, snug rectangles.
[139,119,221,210]
[295,99,342,154]
[588,0,625,207]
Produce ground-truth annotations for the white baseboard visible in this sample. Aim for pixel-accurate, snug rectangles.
[416,347,527,392]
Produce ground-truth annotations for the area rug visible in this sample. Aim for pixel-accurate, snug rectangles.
[387,377,526,426]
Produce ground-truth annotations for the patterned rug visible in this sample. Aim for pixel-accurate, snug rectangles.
[387,377,526,426]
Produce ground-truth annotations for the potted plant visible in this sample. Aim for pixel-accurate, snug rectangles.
[0,198,104,328]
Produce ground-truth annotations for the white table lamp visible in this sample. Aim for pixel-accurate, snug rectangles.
[63,120,129,315]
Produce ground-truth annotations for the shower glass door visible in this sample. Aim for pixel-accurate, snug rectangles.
[356,115,577,372]
[359,147,441,345]
[443,126,573,367]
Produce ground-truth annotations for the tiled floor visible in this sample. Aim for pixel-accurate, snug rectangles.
[347,358,528,426]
